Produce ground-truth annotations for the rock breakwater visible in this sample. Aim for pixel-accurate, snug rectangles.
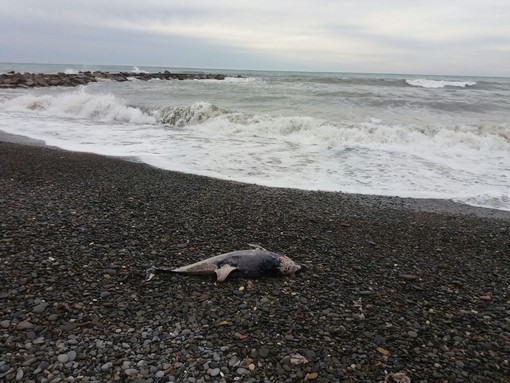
[0,71,230,89]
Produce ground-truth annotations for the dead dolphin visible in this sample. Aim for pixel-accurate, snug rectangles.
[145,246,303,282]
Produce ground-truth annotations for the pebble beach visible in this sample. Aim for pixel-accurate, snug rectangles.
[1,137,509,383]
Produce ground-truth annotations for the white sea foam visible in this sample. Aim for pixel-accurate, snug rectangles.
[406,79,477,88]
[1,89,156,125]
[454,193,510,211]
[131,66,148,73]
[2,91,509,160]
[64,68,79,75]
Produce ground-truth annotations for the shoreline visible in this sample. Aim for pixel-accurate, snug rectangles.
[1,134,509,382]
[1,129,509,221]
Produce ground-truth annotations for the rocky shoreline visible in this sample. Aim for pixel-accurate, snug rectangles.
[1,141,509,383]
[0,71,231,89]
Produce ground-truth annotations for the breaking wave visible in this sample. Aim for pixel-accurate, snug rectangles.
[1,89,508,157]
[406,79,477,89]
[154,102,227,126]
[131,66,148,74]
[1,89,156,124]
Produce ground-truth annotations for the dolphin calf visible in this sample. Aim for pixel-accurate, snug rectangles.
[145,246,304,282]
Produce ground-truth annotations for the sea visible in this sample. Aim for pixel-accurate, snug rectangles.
[1,63,509,211]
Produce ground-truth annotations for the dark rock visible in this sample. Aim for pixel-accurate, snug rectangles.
[0,70,237,89]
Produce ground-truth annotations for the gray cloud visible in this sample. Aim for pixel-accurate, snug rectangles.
[1,0,509,75]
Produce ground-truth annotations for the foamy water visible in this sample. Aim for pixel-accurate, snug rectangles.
[1,64,509,211]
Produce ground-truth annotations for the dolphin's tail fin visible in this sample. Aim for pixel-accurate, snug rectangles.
[144,265,175,282]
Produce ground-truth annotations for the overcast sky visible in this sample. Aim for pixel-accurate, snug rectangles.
[2,0,509,76]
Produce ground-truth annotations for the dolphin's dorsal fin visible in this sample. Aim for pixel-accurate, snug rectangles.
[248,243,267,251]
[215,264,238,282]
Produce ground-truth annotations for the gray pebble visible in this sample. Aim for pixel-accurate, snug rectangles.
[155,370,165,378]
[125,368,139,376]
[0,320,11,328]
[16,368,24,381]
[209,368,221,376]
[16,320,34,330]
[67,350,77,362]
[228,356,240,367]
[259,348,269,358]
[57,354,69,363]
[33,302,49,313]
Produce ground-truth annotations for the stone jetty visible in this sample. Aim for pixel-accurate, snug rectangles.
[0,70,230,89]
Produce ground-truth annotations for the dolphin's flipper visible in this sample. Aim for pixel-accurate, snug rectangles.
[215,264,238,282]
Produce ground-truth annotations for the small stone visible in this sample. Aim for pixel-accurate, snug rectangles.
[479,295,491,301]
[229,356,241,367]
[290,354,308,365]
[33,302,49,313]
[67,350,77,362]
[237,367,249,375]
[16,320,34,330]
[100,291,111,298]
[234,332,248,340]
[125,368,138,376]
[373,335,386,345]
[376,347,390,356]
[101,362,113,371]
[306,372,319,380]
[155,371,165,378]
[209,368,221,377]
[408,330,418,338]
[259,348,269,358]
[16,368,24,381]
[58,354,69,363]
[0,320,10,328]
